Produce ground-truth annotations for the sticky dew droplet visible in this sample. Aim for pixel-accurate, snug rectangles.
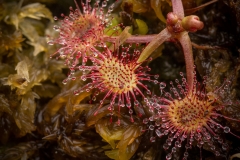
[134,100,139,106]
[147,90,151,95]
[74,90,79,95]
[143,118,149,124]
[223,126,230,133]
[150,136,156,142]
[166,153,172,160]
[62,79,68,85]
[102,1,107,7]
[47,40,54,45]
[149,125,154,130]
[92,96,96,101]
[159,82,166,90]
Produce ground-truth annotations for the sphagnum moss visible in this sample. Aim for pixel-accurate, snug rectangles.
[1,0,240,160]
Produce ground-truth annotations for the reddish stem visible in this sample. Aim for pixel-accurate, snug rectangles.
[177,32,194,92]
[171,0,184,19]
[103,34,157,44]
[104,0,199,93]
[104,29,171,65]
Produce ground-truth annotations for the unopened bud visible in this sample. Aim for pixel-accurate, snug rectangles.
[182,15,204,32]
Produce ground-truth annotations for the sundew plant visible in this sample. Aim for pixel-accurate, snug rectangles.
[0,0,240,160]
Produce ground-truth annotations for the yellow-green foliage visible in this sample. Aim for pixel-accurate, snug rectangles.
[0,0,64,141]
[133,19,148,35]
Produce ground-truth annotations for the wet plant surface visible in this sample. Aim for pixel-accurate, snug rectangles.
[0,0,240,160]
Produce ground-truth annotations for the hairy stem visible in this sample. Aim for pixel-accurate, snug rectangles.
[177,32,194,92]
[171,0,184,19]
[103,34,157,43]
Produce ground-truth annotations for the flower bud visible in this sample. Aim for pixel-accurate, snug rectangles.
[182,15,204,32]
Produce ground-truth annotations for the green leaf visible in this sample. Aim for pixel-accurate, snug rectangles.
[104,17,122,36]
[133,19,148,35]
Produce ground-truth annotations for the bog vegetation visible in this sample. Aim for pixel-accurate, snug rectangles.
[0,0,240,160]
